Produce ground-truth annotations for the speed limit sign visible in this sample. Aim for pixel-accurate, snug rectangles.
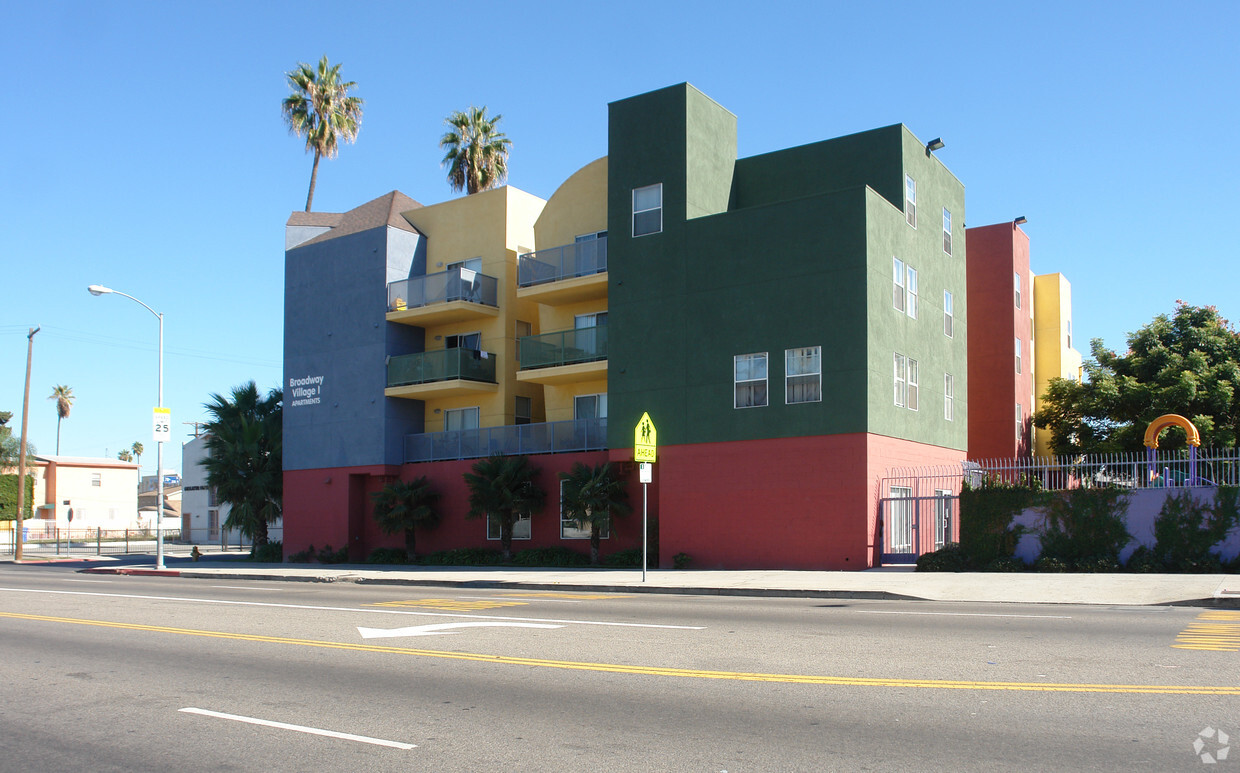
[153,407,171,441]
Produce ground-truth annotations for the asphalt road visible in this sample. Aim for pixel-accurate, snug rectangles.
[0,563,1236,772]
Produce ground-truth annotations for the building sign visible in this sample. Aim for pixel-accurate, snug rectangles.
[289,374,325,407]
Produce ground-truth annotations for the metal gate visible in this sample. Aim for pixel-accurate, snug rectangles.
[878,492,957,565]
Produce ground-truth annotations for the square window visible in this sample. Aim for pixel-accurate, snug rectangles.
[560,480,610,540]
[785,346,822,404]
[944,373,954,421]
[574,393,607,420]
[735,353,768,408]
[893,257,906,313]
[943,290,954,338]
[943,208,952,255]
[487,513,531,541]
[91,472,102,488]
[905,175,916,228]
[632,184,662,237]
[444,406,480,432]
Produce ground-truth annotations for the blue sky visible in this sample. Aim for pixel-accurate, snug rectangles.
[2,0,1237,475]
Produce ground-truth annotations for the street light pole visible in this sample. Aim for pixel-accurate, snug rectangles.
[88,285,165,570]
[15,326,39,562]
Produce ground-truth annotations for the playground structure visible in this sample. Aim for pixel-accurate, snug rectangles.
[1144,414,1210,486]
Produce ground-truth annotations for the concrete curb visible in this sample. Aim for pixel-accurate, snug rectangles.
[83,567,182,577]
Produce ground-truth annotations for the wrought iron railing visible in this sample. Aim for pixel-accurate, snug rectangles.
[404,417,608,463]
[518,238,608,287]
[519,325,608,369]
[387,348,497,387]
[387,266,498,311]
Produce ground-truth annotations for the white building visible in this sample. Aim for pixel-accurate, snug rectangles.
[181,434,282,546]
[16,456,147,536]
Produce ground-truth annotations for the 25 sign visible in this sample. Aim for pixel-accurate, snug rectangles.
[153,407,171,442]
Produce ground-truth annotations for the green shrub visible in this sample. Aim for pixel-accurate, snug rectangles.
[1037,487,1131,567]
[287,545,316,563]
[366,547,411,565]
[985,556,1027,572]
[0,474,35,520]
[915,543,969,572]
[420,548,504,566]
[511,546,590,567]
[1150,488,1239,571]
[1124,546,1165,573]
[959,475,1046,568]
[250,541,283,563]
[315,544,348,564]
[603,548,644,568]
[673,552,692,570]
[1074,555,1121,573]
[1034,556,1070,573]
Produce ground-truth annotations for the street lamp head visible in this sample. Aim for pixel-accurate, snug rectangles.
[87,284,113,296]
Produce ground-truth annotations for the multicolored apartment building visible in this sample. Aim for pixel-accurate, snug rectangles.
[281,83,1076,569]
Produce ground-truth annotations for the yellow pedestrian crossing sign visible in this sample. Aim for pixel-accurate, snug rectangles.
[634,412,657,462]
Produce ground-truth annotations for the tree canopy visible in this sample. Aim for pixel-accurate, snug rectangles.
[464,454,544,561]
[440,106,511,195]
[202,382,283,548]
[282,55,364,212]
[1034,302,1240,455]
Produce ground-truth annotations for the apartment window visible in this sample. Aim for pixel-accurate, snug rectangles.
[445,332,482,350]
[91,472,102,487]
[944,373,954,421]
[785,346,822,404]
[906,266,918,319]
[560,480,609,540]
[1016,403,1023,445]
[515,396,532,426]
[942,208,952,255]
[905,175,916,227]
[632,183,662,237]
[515,320,532,364]
[934,490,953,550]
[1015,337,1022,374]
[907,358,919,411]
[893,258,906,313]
[1015,272,1022,309]
[888,486,913,553]
[894,353,907,407]
[574,393,607,420]
[487,513,531,541]
[734,353,768,408]
[444,406,480,432]
[943,290,954,338]
[1067,319,1072,349]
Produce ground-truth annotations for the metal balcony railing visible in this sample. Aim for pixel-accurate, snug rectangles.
[387,348,497,388]
[387,266,498,311]
[518,325,608,369]
[518,238,607,287]
[404,417,608,463]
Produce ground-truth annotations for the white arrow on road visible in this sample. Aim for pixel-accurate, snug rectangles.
[357,621,563,639]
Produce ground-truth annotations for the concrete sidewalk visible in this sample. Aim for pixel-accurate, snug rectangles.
[75,559,1240,607]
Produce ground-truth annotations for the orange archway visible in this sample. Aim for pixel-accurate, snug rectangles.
[1143,414,1201,449]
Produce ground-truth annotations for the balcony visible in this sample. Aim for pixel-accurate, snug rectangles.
[517,326,608,385]
[517,238,608,304]
[385,348,498,400]
[386,266,500,326]
[405,417,608,463]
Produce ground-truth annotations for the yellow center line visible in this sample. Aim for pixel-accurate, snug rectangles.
[4,611,1239,695]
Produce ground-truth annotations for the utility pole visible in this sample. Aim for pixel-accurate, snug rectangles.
[15,326,39,561]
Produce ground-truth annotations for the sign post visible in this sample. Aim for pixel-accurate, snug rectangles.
[634,413,657,582]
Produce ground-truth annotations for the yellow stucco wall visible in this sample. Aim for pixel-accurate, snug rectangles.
[1033,273,1083,455]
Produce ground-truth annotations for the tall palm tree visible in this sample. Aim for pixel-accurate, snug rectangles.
[131,441,144,470]
[117,450,133,462]
[48,385,73,455]
[202,382,283,549]
[464,454,544,561]
[560,462,632,565]
[372,477,440,563]
[440,106,512,194]
[282,55,364,212]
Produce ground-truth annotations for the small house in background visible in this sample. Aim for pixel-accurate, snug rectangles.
[181,433,283,547]
[13,456,140,537]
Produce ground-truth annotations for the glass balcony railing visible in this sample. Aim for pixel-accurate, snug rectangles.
[518,238,607,287]
[387,266,499,311]
[518,325,608,369]
[387,348,497,388]
[405,417,608,463]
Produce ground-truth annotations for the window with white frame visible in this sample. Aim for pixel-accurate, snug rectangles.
[906,266,918,319]
[943,290,954,338]
[91,472,102,487]
[942,208,952,255]
[894,353,907,407]
[893,257,906,313]
[1016,403,1023,445]
[1067,319,1072,349]
[1015,337,1022,374]
[735,353,768,408]
[888,486,913,553]
[907,358,919,411]
[905,175,916,227]
[632,184,662,237]
[560,480,609,540]
[785,346,822,404]
[944,373,954,421]
[444,406,480,432]
[487,513,531,541]
[1014,272,1022,309]
[574,393,607,420]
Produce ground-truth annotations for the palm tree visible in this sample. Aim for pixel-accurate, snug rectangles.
[560,462,632,565]
[117,450,133,462]
[48,385,73,455]
[372,477,440,562]
[440,106,512,194]
[202,382,283,549]
[281,55,364,212]
[131,441,144,469]
[464,454,545,561]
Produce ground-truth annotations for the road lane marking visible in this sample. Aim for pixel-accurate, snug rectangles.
[4,612,1237,695]
[210,586,268,590]
[179,708,415,749]
[367,598,530,611]
[0,587,702,630]
[459,595,583,603]
[63,580,111,584]
[857,610,1072,619]
[498,592,631,600]
[1174,611,1240,651]
[357,621,562,639]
